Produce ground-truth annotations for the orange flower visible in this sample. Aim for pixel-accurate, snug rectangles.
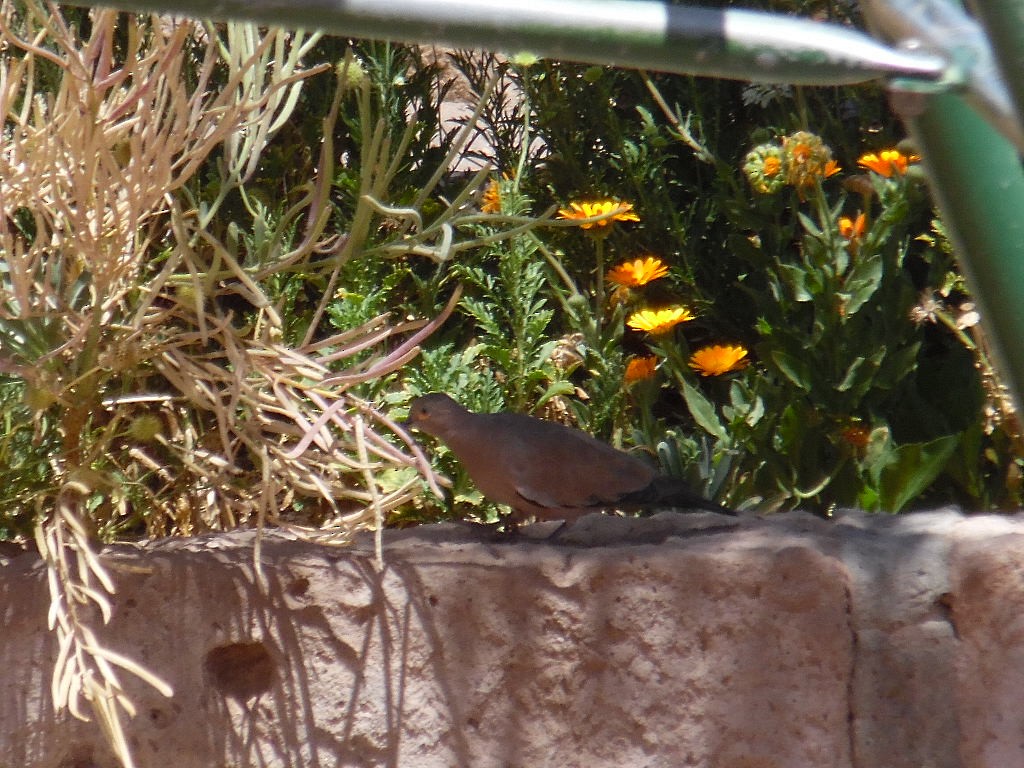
[624,355,658,383]
[789,140,812,164]
[606,256,669,288]
[857,149,919,178]
[688,344,750,377]
[557,200,639,229]
[840,424,871,448]
[838,212,867,241]
[626,306,694,334]
[744,144,786,194]
[481,178,502,214]
[783,131,838,190]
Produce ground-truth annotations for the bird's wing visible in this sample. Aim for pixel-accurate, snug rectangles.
[494,415,656,510]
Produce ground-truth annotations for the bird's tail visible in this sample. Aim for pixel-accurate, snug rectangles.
[624,475,737,516]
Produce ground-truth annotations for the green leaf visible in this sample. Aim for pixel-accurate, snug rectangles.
[770,349,814,391]
[682,380,729,442]
[857,485,881,511]
[744,392,766,428]
[836,348,884,395]
[798,211,823,238]
[836,356,868,392]
[877,434,959,512]
[724,381,765,429]
[841,254,884,316]
[778,263,813,302]
[873,342,921,389]
[534,380,576,410]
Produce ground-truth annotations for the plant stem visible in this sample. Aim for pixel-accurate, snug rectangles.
[531,235,581,298]
[514,69,532,190]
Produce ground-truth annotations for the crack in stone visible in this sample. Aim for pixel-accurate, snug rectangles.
[843,575,859,768]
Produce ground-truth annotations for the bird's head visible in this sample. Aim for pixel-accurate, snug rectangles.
[403,393,467,438]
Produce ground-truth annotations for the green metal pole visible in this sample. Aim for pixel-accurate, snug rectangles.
[971,0,1024,141]
[866,0,1024,409]
[862,0,1024,154]
[902,92,1024,411]
[950,0,1024,412]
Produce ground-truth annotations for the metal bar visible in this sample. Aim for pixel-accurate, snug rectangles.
[74,0,945,85]
[862,0,1024,154]
[902,92,1024,413]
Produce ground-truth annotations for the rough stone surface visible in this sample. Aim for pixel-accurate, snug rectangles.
[0,509,1021,767]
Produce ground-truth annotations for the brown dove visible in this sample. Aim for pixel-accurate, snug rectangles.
[404,393,735,522]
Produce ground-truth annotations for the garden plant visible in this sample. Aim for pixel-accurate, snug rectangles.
[0,0,1020,763]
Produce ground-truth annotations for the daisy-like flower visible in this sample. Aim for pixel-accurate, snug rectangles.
[838,212,867,242]
[336,57,368,89]
[557,200,639,230]
[510,51,541,68]
[857,149,920,178]
[743,143,787,194]
[783,131,839,191]
[606,256,669,288]
[624,355,658,383]
[688,344,750,377]
[745,133,839,195]
[626,306,694,334]
[481,178,502,214]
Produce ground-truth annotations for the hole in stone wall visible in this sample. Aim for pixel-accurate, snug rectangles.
[55,746,98,768]
[935,591,961,639]
[286,576,310,597]
[204,640,276,701]
[148,704,177,729]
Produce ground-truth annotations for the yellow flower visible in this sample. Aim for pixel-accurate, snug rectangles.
[688,344,750,377]
[626,307,694,334]
[557,200,640,229]
[481,178,502,214]
[838,212,867,242]
[624,355,658,383]
[823,159,842,178]
[336,57,368,89]
[857,149,919,178]
[606,256,669,288]
[510,51,541,68]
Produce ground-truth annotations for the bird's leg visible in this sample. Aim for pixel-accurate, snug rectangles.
[539,520,570,541]
[491,511,520,540]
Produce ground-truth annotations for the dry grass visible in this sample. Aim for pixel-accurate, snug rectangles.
[0,4,483,764]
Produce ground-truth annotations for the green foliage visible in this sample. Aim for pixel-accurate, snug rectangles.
[4,9,1019,534]
[20,10,1022,768]
[0,377,56,538]
[456,233,574,412]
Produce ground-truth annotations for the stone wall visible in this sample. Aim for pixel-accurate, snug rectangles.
[1,509,1020,767]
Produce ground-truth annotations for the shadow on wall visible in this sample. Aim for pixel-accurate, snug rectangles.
[1,509,996,767]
